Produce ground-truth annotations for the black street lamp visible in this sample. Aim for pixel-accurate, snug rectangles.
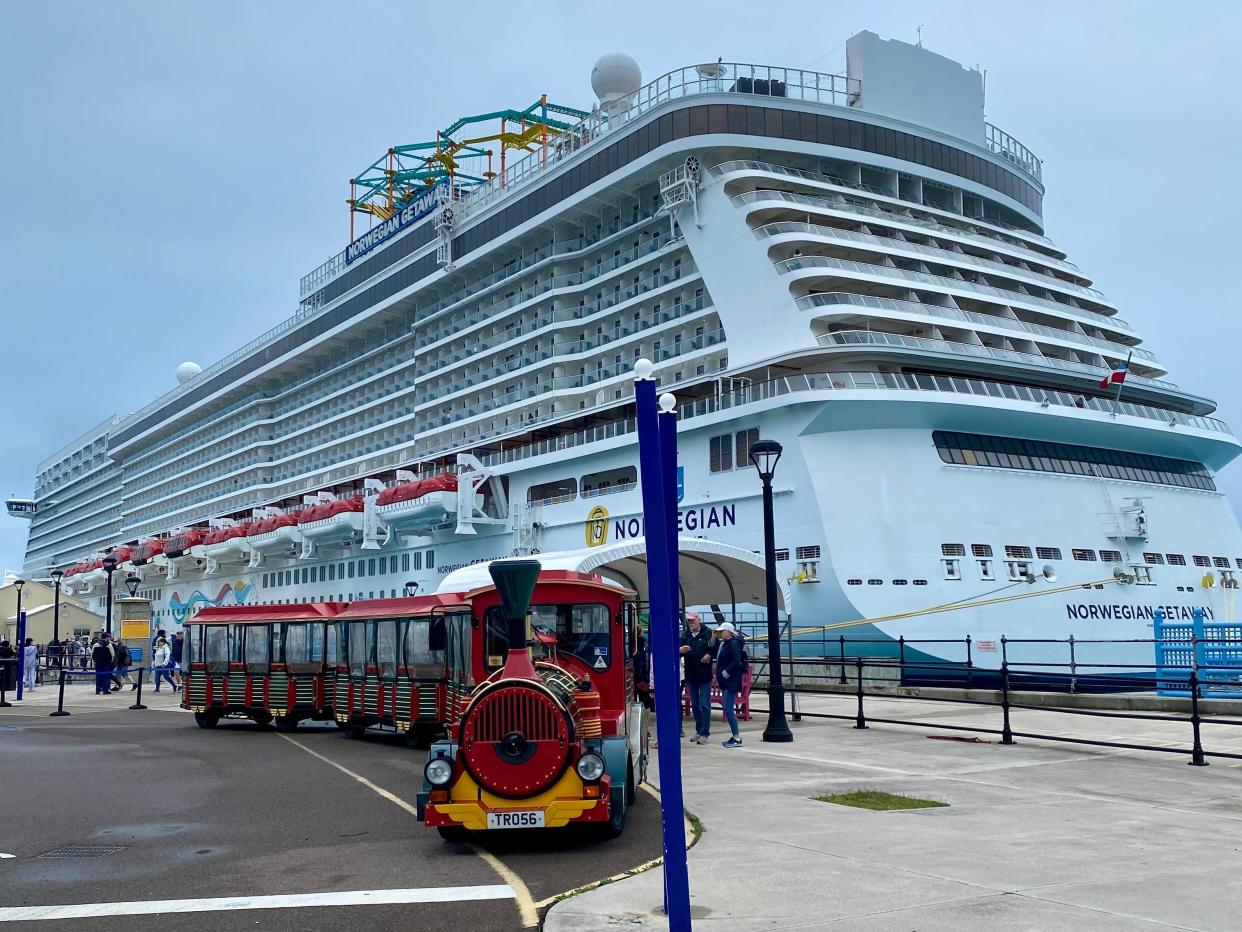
[49,569,63,645]
[13,577,25,642]
[403,581,420,597]
[102,555,117,636]
[125,574,141,598]
[749,439,793,743]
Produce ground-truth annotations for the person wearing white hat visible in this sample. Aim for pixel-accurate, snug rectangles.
[715,622,744,748]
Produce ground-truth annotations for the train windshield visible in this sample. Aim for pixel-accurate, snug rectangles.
[244,626,270,674]
[404,618,445,677]
[204,626,229,674]
[486,603,612,671]
[348,622,370,676]
[376,621,398,679]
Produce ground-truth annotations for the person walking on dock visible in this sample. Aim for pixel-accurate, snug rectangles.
[92,635,114,695]
[152,638,177,692]
[715,622,745,748]
[680,611,716,744]
[22,638,38,690]
[112,639,135,691]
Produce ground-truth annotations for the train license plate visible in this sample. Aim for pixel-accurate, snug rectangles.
[487,809,545,829]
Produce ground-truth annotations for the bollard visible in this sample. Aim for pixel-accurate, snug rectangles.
[853,656,867,729]
[129,667,148,711]
[898,636,906,685]
[1068,635,1078,694]
[1188,669,1208,767]
[1000,660,1015,745]
[965,635,974,690]
[838,636,848,685]
[50,667,70,717]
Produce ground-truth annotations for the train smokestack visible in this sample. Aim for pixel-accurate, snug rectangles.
[488,559,541,680]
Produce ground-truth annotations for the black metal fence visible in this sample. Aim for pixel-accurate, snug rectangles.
[743,636,1242,767]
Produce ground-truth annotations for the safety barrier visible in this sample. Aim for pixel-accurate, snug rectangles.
[680,667,754,722]
[747,637,1242,767]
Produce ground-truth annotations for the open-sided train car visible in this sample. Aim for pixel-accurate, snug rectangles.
[182,602,342,730]
[333,593,473,747]
[418,563,649,839]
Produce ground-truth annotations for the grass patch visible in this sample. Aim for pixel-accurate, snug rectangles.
[687,810,705,840]
[813,790,947,812]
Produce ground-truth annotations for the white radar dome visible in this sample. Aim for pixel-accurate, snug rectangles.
[591,53,641,104]
[176,361,202,384]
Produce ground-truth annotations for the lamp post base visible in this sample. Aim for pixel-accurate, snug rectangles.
[762,685,794,743]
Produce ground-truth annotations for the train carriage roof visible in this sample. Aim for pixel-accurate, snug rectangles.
[186,603,343,625]
[334,593,466,619]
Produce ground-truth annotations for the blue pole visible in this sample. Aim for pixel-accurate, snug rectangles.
[15,610,27,702]
[635,372,692,931]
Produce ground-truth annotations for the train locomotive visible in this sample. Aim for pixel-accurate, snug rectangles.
[418,560,648,839]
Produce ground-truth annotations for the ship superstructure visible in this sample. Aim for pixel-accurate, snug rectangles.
[13,33,1242,670]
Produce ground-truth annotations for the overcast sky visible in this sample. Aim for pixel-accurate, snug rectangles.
[2,0,1240,571]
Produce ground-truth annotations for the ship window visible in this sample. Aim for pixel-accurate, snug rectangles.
[528,477,577,505]
[709,434,733,473]
[941,558,961,580]
[932,431,1215,491]
[735,429,760,469]
[1193,555,1211,567]
[774,548,790,561]
[892,579,908,586]
[348,562,355,579]
[941,543,966,556]
[1214,556,1230,568]
[978,559,994,580]
[796,546,821,560]
[1167,554,1187,566]
[1143,552,1164,565]
[329,564,336,581]
[847,578,862,586]
[971,544,992,557]
[867,578,883,585]
[1072,549,1097,562]
[1005,545,1033,559]
[1035,547,1061,561]
[427,549,435,568]
[412,552,423,571]
[581,466,637,498]
[913,579,928,586]
[1100,550,1122,563]
[402,554,410,572]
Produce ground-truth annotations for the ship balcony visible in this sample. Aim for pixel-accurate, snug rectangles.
[798,293,1160,372]
[716,161,1067,264]
[755,220,1106,308]
[776,254,1131,334]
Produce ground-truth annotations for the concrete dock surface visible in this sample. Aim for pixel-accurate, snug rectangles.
[547,691,1242,931]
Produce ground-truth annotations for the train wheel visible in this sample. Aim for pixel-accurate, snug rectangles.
[333,719,349,730]
[437,826,467,842]
[274,716,298,733]
[601,790,627,839]
[344,725,366,739]
[194,712,219,730]
[253,714,274,731]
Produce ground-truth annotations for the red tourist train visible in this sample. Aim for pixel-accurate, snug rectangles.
[180,561,649,838]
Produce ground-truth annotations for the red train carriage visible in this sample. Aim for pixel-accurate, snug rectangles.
[419,562,649,839]
[182,602,342,730]
[333,594,473,747]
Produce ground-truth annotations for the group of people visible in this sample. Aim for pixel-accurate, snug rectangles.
[632,611,747,748]
[0,629,184,696]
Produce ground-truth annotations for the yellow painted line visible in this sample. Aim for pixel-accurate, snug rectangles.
[276,734,538,928]
[532,782,696,911]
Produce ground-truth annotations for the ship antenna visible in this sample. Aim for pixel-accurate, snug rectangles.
[916,24,925,48]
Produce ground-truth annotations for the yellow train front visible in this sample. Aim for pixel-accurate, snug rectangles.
[418,561,647,839]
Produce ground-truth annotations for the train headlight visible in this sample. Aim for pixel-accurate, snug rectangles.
[425,756,454,787]
[576,752,605,782]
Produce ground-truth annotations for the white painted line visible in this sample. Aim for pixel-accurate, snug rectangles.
[0,854,13,860]
[0,886,515,922]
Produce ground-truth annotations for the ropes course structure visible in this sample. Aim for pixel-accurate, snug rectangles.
[347,95,590,239]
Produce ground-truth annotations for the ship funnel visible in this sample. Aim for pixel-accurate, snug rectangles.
[489,559,541,680]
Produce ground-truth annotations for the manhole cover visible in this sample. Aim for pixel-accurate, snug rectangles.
[38,846,127,859]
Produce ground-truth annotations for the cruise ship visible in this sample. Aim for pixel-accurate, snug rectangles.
[12,32,1242,675]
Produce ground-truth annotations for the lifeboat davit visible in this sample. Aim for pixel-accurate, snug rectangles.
[79,557,107,586]
[202,523,254,562]
[298,495,365,545]
[245,513,304,554]
[375,472,463,535]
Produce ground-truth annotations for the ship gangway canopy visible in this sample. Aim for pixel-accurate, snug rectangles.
[437,538,787,614]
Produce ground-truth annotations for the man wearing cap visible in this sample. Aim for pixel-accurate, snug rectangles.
[679,611,716,745]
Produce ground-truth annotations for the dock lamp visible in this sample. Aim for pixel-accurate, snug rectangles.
[13,578,26,701]
[102,556,117,636]
[125,574,142,598]
[403,581,419,597]
[49,569,63,645]
[749,439,793,743]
